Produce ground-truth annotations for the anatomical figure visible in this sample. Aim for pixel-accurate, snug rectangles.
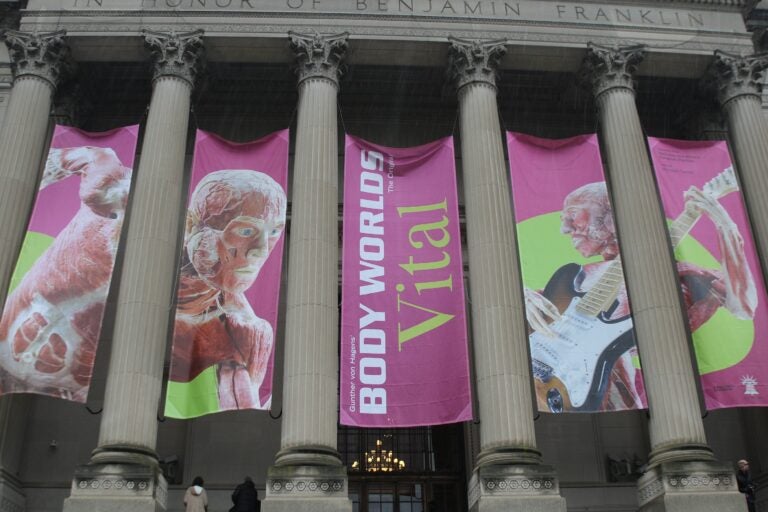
[525,181,756,411]
[0,147,132,401]
[170,170,286,411]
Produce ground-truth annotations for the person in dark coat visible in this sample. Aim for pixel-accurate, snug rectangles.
[231,476,260,512]
[737,459,757,512]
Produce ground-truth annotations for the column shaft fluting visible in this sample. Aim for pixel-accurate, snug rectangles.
[459,83,537,458]
[599,89,707,453]
[587,45,710,464]
[274,31,348,467]
[712,52,768,275]
[709,51,768,280]
[449,38,540,467]
[723,95,768,274]
[279,77,340,456]
[0,30,70,311]
[0,77,54,306]
[95,75,192,458]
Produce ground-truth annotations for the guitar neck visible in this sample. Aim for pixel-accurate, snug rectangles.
[668,207,700,249]
[575,259,624,317]
[572,168,734,318]
[576,201,703,317]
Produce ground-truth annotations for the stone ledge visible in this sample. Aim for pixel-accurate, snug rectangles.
[269,479,345,497]
[62,462,167,512]
[263,464,352,512]
[468,464,566,512]
[637,460,745,511]
[266,464,349,499]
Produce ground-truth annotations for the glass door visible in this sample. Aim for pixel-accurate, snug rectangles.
[367,482,396,512]
[349,480,463,512]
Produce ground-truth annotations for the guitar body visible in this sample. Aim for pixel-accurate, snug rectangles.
[530,263,637,412]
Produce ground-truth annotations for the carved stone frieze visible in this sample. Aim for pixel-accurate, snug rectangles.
[581,42,646,98]
[637,476,666,505]
[71,476,167,506]
[447,36,507,91]
[467,464,563,509]
[143,29,205,86]
[66,469,168,510]
[482,477,557,494]
[711,50,768,105]
[0,30,72,89]
[75,477,152,492]
[268,478,345,497]
[289,31,349,87]
[637,470,736,507]
[17,16,752,60]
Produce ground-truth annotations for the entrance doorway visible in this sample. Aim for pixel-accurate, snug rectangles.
[338,424,468,512]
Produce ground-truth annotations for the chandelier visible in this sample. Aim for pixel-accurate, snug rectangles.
[352,439,406,473]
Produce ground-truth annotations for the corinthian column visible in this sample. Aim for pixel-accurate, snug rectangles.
[711,51,768,277]
[0,30,71,512]
[63,30,204,512]
[263,31,351,512]
[0,30,71,316]
[448,37,565,512]
[582,43,744,512]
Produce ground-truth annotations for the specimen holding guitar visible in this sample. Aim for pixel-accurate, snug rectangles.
[529,168,738,413]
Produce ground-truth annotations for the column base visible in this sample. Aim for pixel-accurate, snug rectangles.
[273,445,343,467]
[637,460,747,512]
[0,469,25,512]
[90,444,160,467]
[263,464,352,512]
[648,443,715,467]
[475,447,543,467]
[468,464,567,512]
[62,462,167,512]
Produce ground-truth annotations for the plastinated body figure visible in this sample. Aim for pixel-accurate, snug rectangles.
[0,147,132,400]
[525,181,755,411]
[171,169,286,410]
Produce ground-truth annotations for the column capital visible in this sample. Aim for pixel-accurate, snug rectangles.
[710,50,768,106]
[447,36,507,91]
[0,29,72,89]
[289,31,349,87]
[581,42,645,98]
[143,29,205,87]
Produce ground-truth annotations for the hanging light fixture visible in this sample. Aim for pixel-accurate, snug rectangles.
[352,438,406,473]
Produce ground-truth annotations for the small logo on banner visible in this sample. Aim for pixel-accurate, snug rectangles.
[741,375,759,396]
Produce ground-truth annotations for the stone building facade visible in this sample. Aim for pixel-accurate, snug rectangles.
[0,0,767,511]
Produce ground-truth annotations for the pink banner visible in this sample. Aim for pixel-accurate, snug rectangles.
[165,129,289,419]
[340,135,472,427]
[0,124,139,402]
[507,132,646,413]
[649,137,768,409]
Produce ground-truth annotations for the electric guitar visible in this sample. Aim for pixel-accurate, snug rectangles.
[531,167,739,412]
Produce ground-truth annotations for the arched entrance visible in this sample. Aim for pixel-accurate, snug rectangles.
[338,424,468,512]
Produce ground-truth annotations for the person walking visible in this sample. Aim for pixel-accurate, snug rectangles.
[737,459,757,512]
[231,476,260,511]
[184,476,208,512]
